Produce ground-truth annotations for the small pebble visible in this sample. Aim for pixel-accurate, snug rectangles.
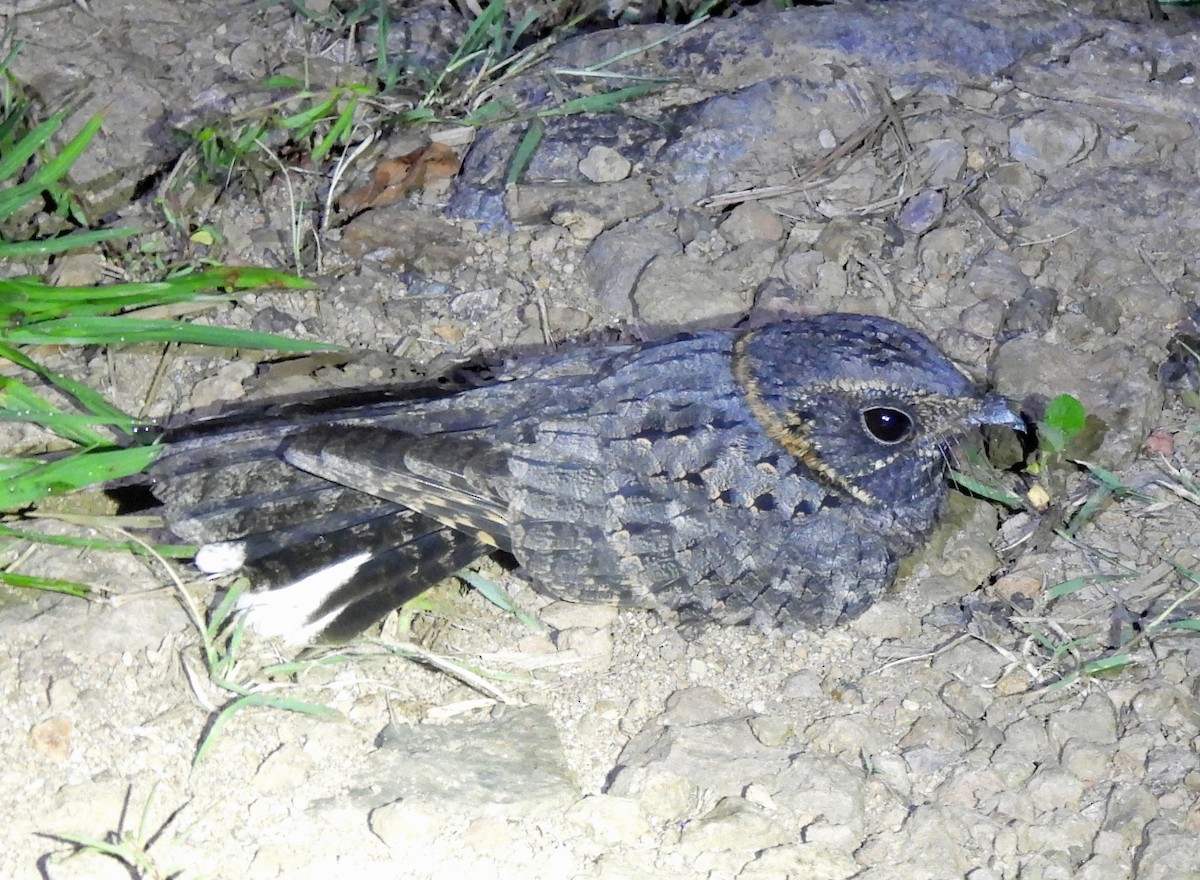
[579,145,632,183]
[897,189,946,235]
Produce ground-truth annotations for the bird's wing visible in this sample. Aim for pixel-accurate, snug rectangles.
[282,424,514,552]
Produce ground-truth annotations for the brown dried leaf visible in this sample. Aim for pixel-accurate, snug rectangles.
[431,325,465,344]
[339,143,462,214]
[1144,428,1175,457]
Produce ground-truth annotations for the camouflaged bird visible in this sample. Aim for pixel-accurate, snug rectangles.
[148,313,1023,644]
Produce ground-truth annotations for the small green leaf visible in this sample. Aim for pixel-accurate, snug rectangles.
[1037,423,1069,454]
[1038,394,1086,452]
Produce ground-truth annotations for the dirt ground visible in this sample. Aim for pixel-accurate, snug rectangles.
[3,0,1200,878]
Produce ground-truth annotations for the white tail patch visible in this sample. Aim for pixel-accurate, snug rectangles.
[236,551,372,645]
[195,541,247,575]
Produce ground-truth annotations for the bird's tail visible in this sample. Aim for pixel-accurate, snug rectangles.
[146,414,490,644]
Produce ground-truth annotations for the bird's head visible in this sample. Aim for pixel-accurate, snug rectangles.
[733,314,1023,505]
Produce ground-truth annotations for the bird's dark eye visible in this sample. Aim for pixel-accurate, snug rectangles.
[861,407,913,444]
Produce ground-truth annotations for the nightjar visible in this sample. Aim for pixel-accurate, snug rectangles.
[148,312,1023,644]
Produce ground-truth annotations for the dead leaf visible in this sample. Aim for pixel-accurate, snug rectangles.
[29,716,72,762]
[1026,483,1052,511]
[431,325,465,344]
[339,143,461,214]
[1144,428,1175,457]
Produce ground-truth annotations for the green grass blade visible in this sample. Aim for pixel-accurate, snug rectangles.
[374,0,396,88]
[1046,572,1133,600]
[1166,619,1200,631]
[3,315,340,350]
[2,445,161,511]
[0,454,37,475]
[948,469,1024,507]
[0,569,91,597]
[451,0,506,63]
[396,106,438,126]
[0,375,114,446]
[47,265,312,298]
[505,9,543,54]
[1075,459,1152,501]
[24,112,104,191]
[0,113,102,221]
[460,100,514,127]
[0,522,194,557]
[1044,670,1079,691]
[535,82,664,118]
[193,696,247,764]
[280,92,338,136]
[1025,627,1063,654]
[0,410,137,444]
[207,579,249,642]
[260,653,352,677]
[222,618,247,678]
[420,0,505,103]
[1061,485,1113,538]
[0,339,142,430]
[0,288,232,322]
[195,692,339,764]
[1082,653,1133,675]
[506,118,544,185]
[0,177,53,222]
[0,266,314,321]
[1166,556,1200,587]
[0,108,64,183]
[313,96,358,161]
[0,100,30,149]
[264,75,306,90]
[0,226,137,259]
[457,568,541,629]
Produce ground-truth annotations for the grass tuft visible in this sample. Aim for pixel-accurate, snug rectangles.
[0,89,334,607]
[1006,459,1200,690]
[43,784,191,880]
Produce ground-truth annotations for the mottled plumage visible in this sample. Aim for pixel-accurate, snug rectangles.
[149,313,1022,644]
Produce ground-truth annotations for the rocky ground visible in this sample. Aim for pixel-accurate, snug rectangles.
[3,0,1200,877]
